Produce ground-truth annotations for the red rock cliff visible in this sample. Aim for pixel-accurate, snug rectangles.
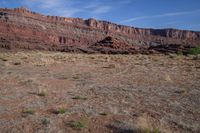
[0,8,200,54]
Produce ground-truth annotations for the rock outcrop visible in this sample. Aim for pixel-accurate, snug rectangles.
[0,7,200,54]
[89,36,138,54]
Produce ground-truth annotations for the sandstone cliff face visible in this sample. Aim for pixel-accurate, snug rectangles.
[0,8,200,54]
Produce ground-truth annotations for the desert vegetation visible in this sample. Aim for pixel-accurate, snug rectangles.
[0,51,199,133]
[188,46,200,55]
[69,120,87,130]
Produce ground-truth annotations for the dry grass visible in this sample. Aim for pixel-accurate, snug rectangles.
[0,51,199,133]
[72,96,87,100]
[52,108,68,114]
[69,120,87,130]
[22,109,35,115]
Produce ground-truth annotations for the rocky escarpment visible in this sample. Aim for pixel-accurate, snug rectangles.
[0,7,200,54]
[89,36,138,54]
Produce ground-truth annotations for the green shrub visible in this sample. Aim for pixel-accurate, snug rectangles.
[42,118,50,125]
[38,92,47,96]
[70,121,86,129]
[23,109,35,115]
[176,51,183,56]
[72,96,87,100]
[53,108,67,114]
[188,46,200,55]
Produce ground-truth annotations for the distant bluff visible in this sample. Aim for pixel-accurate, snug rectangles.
[0,7,200,54]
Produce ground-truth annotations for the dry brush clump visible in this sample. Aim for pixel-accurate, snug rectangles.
[69,120,87,130]
[51,108,68,114]
[0,56,8,61]
[72,96,87,100]
[22,109,35,115]
[37,89,47,96]
[42,118,50,125]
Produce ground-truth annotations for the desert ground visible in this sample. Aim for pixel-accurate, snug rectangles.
[0,51,200,133]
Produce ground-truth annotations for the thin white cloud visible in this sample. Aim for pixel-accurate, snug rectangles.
[22,0,79,17]
[121,9,200,23]
[21,0,112,17]
[39,1,61,9]
[93,6,112,14]
[84,2,99,9]
[54,9,80,17]
[83,2,112,14]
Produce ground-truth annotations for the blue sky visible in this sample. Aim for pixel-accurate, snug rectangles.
[0,0,200,31]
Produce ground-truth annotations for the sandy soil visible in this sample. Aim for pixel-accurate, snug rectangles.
[0,51,200,133]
